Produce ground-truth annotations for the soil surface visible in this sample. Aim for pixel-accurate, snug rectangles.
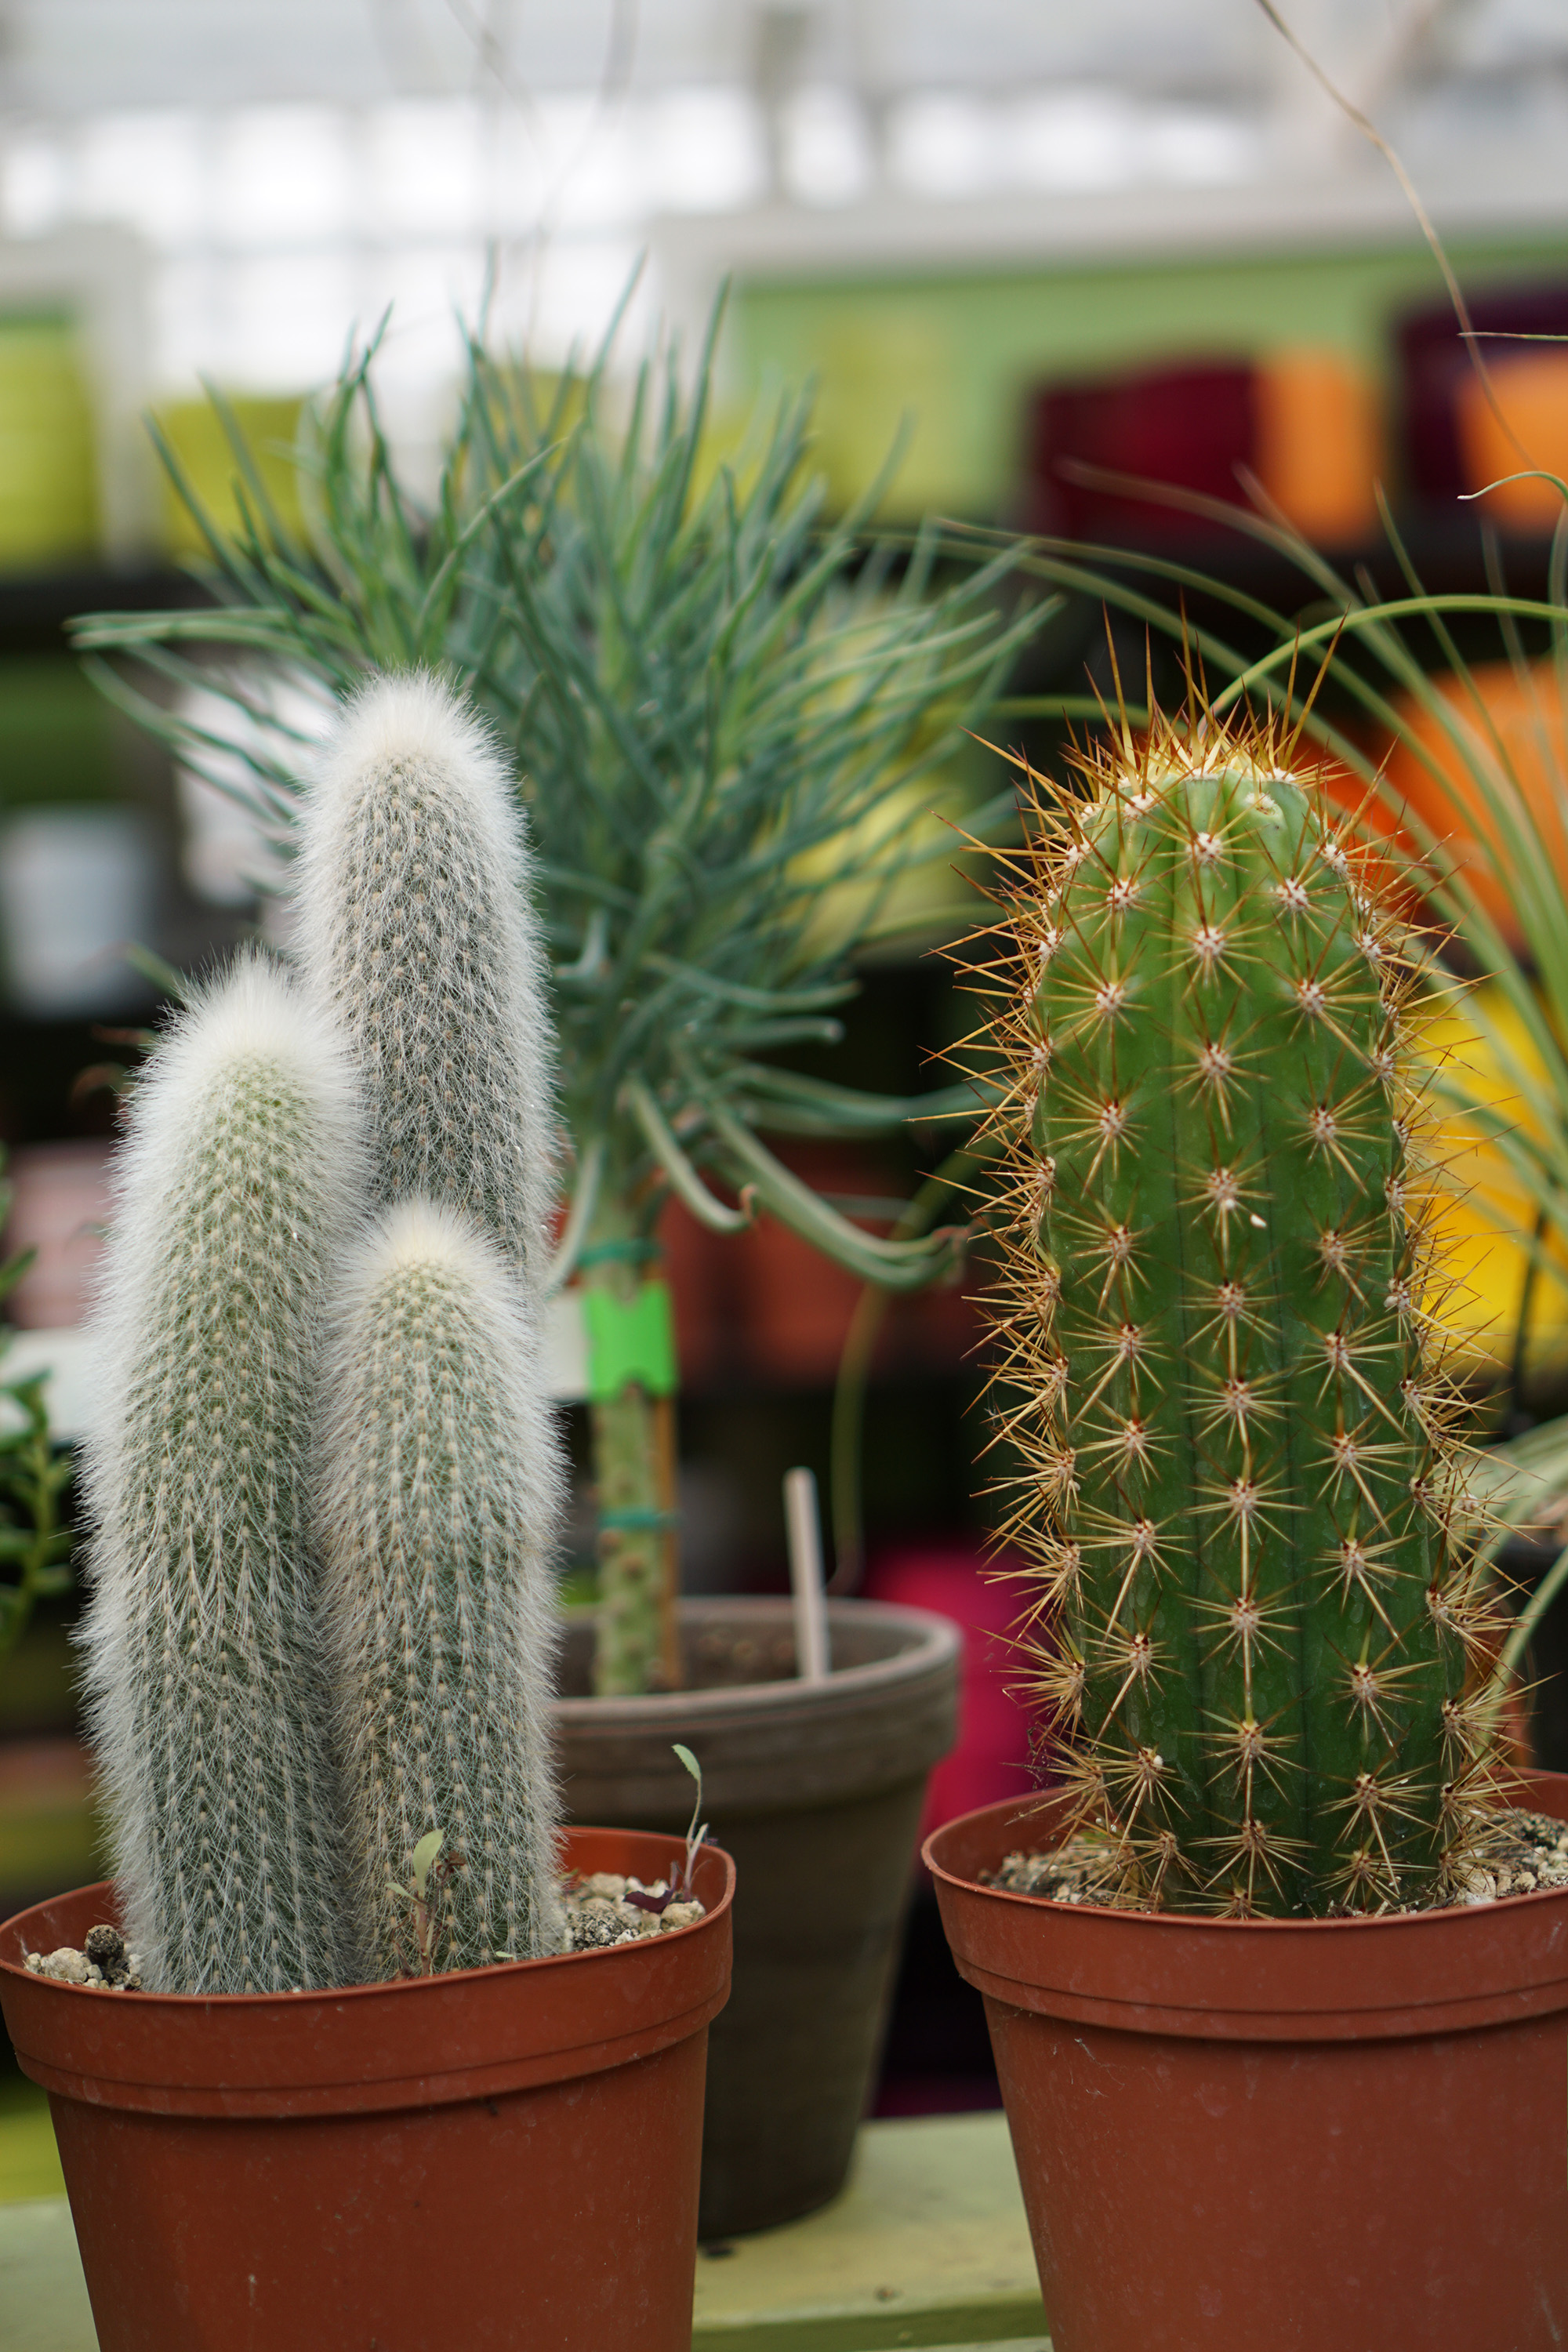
[23,1921,140,1987]
[20,1877,710,1987]
[561,1871,706,1949]
[985,1808,1568,1915]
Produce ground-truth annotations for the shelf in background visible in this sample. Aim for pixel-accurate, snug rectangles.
[0,564,201,654]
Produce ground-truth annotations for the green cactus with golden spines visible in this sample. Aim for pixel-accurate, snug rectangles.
[984,710,1493,1917]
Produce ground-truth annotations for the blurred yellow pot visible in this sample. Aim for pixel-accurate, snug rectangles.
[1420,981,1568,1380]
[157,394,306,557]
[789,764,982,964]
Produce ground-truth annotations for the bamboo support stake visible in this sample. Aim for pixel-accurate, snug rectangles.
[784,1467,832,1682]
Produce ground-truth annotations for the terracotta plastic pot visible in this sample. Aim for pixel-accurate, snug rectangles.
[0,1826,734,2352]
[927,1777,1568,2352]
[557,1595,960,2237]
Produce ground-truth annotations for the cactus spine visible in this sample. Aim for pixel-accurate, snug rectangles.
[79,953,363,1991]
[317,1201,564,1975]
[986,709,1491,1916]
[293,672,555,1286]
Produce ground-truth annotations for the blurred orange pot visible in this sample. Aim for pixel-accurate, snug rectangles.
[1457,353,1568,534]
[1367,660,1568,953]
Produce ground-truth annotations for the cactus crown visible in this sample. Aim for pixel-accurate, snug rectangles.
[980,701,1497,1917]
[294,671,554,1284]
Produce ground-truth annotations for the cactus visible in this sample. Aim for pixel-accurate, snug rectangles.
[984,706,1494,1917]
[78,953,363,1992]
[293,672,554,1287]
[296,673,565,1977]
[78,673,568,1991]
[316,1199,564,1976]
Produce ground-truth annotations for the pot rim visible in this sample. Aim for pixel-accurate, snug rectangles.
[0,1838,735,2004]
[0,1829,735,2118]
[923,1788,1566,1934]
[556,1595,961,1727]
[924,1784,1568,2042]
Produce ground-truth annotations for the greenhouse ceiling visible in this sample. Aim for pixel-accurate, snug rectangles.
[0,2,1560,396]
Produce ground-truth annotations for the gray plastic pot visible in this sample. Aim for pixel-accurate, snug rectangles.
[555,1595,960,2238]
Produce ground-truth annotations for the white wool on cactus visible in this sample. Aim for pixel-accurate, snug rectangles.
[292,670,556,1291]
[315,1196,565,1978]
[78,949,365,1994]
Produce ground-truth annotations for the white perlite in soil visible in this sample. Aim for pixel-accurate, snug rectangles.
[24,1923,142,1988]
[561,1873,704,1950]
[986,1807,1568,1915]
[22,1881,706,1987]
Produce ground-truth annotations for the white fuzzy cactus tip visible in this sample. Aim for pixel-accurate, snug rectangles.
[292,670,555,1286]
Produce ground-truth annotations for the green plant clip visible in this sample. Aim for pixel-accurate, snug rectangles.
[582,1280,678,1403]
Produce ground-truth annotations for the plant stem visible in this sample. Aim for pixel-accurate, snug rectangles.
[584,1206,682,1697]
[590,1380,681,1693]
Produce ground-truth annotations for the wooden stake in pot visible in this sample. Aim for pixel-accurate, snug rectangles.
[784,1466,832,1682]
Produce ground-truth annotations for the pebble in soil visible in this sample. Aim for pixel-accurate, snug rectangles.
[24,1923,142,1989]
[561,1874,705,1951]
[985,1809,1568,1915]
[20,1880,706,1987]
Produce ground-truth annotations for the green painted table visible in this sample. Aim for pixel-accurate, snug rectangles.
[0,2099,1048,2352]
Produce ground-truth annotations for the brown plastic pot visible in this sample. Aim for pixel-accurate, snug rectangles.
[557,1595,960,2238]
[0,1826,733,2352]
[927,1777,1568,2352]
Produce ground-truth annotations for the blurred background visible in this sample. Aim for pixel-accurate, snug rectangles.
[6,0,1568,2124]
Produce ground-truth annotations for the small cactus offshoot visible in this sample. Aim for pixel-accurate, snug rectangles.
[978,702,1498,1917]
[316,1199,564,1978]
[79,953,363,1992]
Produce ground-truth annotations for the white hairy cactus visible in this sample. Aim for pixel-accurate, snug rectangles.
[317,1198,564,1977]
[78,952,364,1994]
[292,671,554,1287]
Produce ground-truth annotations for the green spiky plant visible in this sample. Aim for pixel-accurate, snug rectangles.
[80,953,364,1993]
[978,695,1498,1916]
[72,303,1041,1696]
[0,1149,72,1688]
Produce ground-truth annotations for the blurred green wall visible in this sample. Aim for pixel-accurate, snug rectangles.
[731,230,1568,520]
[0,660,114,809]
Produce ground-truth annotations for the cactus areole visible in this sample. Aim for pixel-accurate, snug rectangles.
[985,709,1492,1917]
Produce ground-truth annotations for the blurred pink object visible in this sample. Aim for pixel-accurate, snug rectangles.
[862,1544,1039,1844]
[2,1140,111,1327]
